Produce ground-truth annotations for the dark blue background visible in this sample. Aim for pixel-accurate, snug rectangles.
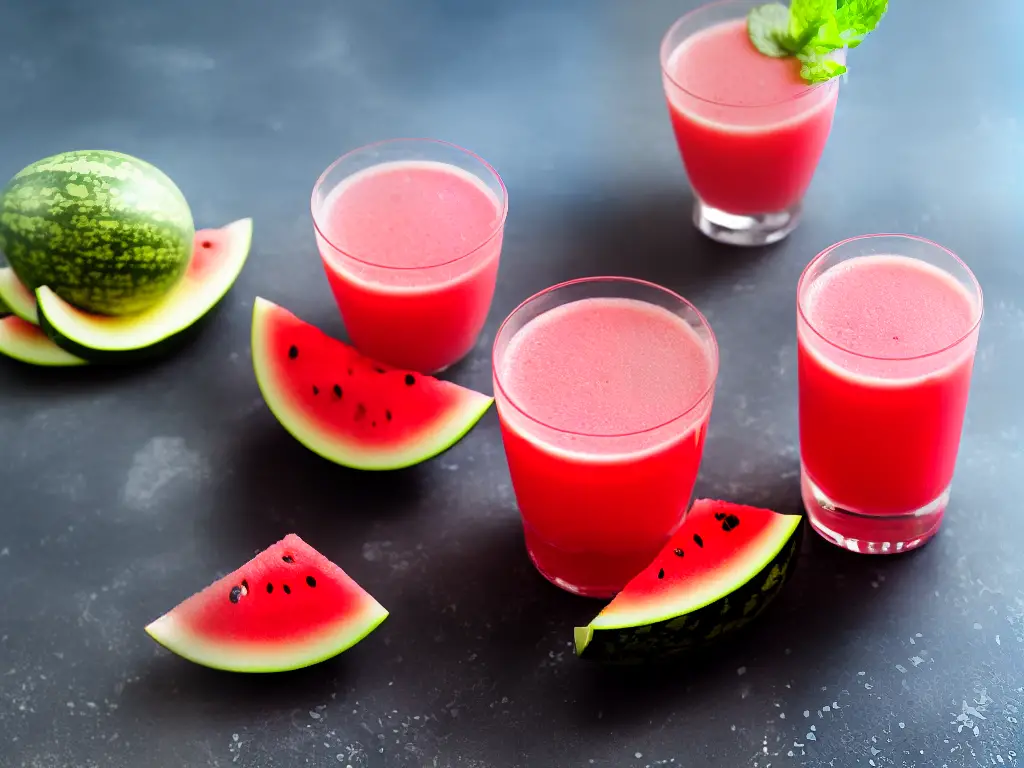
[1,1,1022,765]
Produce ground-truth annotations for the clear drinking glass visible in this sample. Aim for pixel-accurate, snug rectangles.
[312,139,508,373]
[797,235,984,553]
[492,277,719,597]
[660,0,841,245]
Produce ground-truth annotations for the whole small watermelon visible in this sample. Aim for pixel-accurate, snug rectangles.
[0,150,195,316]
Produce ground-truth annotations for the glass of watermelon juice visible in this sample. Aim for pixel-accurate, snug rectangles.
[660,0,840,246]
[493,277,719,598]
[312,139,508,373]
[797,235,983,554]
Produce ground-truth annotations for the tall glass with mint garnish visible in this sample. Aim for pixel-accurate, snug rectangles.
[659,0,887,246]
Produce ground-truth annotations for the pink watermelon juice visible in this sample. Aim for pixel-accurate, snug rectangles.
[312,140,507,374]
[798,235,983,552]
[493,278,718,597]
[660,1,839,242]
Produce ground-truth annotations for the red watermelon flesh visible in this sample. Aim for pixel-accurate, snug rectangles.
[575,500,802,662]
[145,534,387,672]
[252,298,493,470]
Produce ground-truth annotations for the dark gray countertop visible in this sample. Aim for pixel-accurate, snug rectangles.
[2,1,1022,766]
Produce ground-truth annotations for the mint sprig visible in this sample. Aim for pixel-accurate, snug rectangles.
[746,0,888,84]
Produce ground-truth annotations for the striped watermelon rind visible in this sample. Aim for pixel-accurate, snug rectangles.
[0,150,194,316]
[37,218,252,362]
[574,500,803,663]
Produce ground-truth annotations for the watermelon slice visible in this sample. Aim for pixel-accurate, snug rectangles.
[574,500,802,663]
[145,534,387,672]
[251,298,493,471]
[37,218,252,362]
[0,315,86,366]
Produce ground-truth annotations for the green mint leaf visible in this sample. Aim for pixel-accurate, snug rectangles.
[788,0,836,43]
[799,55,847,83]
[833,0,888,48]
[747,3,796,57]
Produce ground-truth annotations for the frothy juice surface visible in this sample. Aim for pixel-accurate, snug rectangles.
[496,297,716,596]
[663,18,838,214]
[799,255,980,515]
[315,160,504,373]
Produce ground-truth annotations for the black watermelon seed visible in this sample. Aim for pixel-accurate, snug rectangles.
[282,555,294,563]
[288,345,298,359]
[283,584,292,594]
[404,374,415,386]
[714,512,726,521]
[354,403,367,421]
[385,410,392,422]
[657,568,665,580]
[266,583,273,594]
[722,514,741,532]
[229,585,242,603]
[312,385,319,396]
[306,575,317,588]
[693,534,704,548]
[333,384,343,398]
[673,548,684,557]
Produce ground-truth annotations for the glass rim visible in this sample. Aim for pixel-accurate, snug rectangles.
[310,137,509,272]
[659,0,834,110]
[797,233,985,362]
[492,276,720,439]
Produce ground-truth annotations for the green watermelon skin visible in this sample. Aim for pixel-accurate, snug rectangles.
[0,150,194,316]
[575,500,803,664]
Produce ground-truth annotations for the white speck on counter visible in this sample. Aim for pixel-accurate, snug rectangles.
[737,666,747,676]
[803,711,810,718]
[910,656,925,667]
[895,664,908,673]
[974,623,983,630]
[635,752,643,759]
[898,722,905,729]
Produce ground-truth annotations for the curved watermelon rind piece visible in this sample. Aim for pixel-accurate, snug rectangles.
[36,218,253,362]
[251,297,494,471]
[574,501,803,663]
[145,602,389,674]
[0,267,39,325]
[0,315,87,366]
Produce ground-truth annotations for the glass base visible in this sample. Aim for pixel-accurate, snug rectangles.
[801,468,948,554]
[524,529,652,599]
[693,198,802,246]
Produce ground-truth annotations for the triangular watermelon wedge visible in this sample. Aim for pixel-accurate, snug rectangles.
[251,298,493,471]
[145,534,387,672]
[574,500,802,663]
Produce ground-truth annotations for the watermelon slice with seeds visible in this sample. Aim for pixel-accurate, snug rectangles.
[145,534,387,672]
[251,297,493,470]
[574,500,802,663]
